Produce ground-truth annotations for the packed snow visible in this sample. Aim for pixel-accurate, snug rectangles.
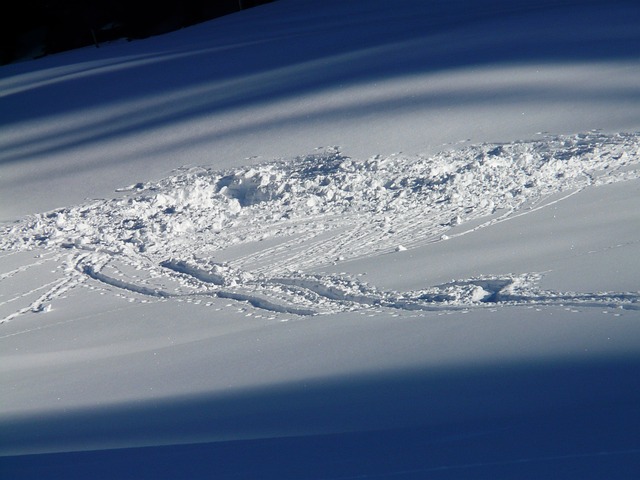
[2,132,639,321]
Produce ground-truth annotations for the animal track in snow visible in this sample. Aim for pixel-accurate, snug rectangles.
[1,132,639,321]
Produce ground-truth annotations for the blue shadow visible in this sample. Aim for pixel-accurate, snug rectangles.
[2,354,640,478]
[1,0,639,167]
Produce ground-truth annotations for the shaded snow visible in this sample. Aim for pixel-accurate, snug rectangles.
[1,0,639,220]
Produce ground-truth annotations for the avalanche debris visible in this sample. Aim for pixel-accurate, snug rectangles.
[2,132,639,320]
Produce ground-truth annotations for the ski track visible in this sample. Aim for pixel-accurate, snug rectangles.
[1,132,639,322]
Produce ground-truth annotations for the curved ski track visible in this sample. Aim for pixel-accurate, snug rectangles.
[1,133,639,322]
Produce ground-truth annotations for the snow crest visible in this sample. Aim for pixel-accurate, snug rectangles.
[2,132,639,320]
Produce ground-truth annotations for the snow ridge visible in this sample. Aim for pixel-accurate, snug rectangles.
[1,132,639,321]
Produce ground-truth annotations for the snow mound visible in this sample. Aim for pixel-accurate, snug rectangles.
[2,132,639,320]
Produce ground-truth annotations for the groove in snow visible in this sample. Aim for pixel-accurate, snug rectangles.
[1,132,639,321]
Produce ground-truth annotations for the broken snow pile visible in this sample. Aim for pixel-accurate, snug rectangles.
[2,132,639,320]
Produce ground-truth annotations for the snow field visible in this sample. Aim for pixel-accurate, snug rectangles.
[2,0,640,472]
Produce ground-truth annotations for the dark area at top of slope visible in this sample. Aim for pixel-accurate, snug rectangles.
[0,0,277,65]
[3,0,637,67]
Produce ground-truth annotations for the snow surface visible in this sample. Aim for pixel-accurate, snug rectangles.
[1,0,640,478]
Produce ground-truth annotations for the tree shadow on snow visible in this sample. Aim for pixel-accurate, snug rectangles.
[0,0,639,167]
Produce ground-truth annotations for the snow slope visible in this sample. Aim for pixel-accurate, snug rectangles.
[1,0,640,478]
[1,0,639,220]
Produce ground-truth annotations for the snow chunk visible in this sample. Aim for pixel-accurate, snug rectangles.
[2,133,639,318]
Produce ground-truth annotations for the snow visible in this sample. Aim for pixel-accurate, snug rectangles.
[1,0,640,477]
[1,0,639,221]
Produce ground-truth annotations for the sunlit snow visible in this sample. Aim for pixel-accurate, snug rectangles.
[2,132,639,320]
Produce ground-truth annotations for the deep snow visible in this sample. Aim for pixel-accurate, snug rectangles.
[1,0,640,478]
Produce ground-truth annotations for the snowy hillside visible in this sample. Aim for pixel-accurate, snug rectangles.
[1,0,640,478]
